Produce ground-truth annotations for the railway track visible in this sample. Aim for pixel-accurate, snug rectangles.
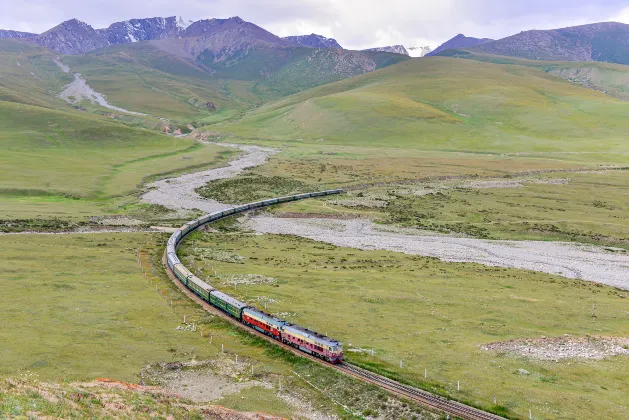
[161,196,506,420]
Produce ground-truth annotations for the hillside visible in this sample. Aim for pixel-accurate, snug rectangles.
[431,48,629,101]
[476,22,629,64]
[214,57,629,157]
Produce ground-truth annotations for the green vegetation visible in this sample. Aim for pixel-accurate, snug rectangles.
[213,57,629,164]
[434,48,629,101]
[0,99,235,220]
[0,233,218,381]
[181,231,629,420]
[197,175,313,204]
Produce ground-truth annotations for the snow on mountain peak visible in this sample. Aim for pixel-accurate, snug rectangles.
[177,16,192,30]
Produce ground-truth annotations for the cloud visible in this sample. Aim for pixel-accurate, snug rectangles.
[0,0,627,49]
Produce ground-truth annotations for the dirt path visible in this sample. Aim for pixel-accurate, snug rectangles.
[246,217,629,289]
[141,143,278,215]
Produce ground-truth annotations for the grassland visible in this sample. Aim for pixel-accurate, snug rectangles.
[181,230,629,419]
[0,232,440,419]
[212,57,629,164]
[0,98,238,223]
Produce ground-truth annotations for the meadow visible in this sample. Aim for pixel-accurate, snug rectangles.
[0,232,440,419]
[181,229,629,420]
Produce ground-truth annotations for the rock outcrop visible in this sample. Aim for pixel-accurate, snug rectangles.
[283,33,342,49]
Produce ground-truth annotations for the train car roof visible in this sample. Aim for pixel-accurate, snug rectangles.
[189,275,214,292]
[243,306,287,325]
[283,323,342,346]
[173,263,191,275]
[210,290,248,309]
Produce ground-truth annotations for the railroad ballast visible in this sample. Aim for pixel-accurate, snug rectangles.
[166,189,344,364]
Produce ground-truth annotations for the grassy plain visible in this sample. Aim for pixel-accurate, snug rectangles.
[181,230,629,420]
[0,233,218,381]
[0,233,437,419]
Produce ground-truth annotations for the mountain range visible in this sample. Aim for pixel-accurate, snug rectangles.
[431,22,629,65]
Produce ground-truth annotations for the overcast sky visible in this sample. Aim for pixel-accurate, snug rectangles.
[2,0,629,52]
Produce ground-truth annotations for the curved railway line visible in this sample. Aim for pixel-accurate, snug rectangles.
[162,190,505,420]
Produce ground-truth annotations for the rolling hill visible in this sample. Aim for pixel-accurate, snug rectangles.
[214,56,629,158]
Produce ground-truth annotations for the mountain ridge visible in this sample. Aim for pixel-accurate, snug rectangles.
[428,34,493,56]
[476,21,629,64]
[283,34,342,49]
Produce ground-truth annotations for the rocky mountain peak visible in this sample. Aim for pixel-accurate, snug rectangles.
[283,33,342,49]
[101,16,181,45]
[33,18,109,54]
[362,45,409,56]
[477,21,629,63]
[428,34,493,56]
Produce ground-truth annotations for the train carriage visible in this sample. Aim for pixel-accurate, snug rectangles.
[166,252,180,270]
[209,290,247,320]
[281,324,344,363]
[187,275,214,301]
[242,307,287,340]
[172,263,193,286]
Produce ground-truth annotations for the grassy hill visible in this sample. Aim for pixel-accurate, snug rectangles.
[214,57,629,160]
[0,40,73,109]
[435,48,629,101]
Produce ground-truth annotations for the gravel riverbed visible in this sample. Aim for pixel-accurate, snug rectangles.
[246,217,629,289]
[141,142,629,288]
[141,143,278,215]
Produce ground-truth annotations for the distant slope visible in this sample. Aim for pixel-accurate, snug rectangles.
[0,30,37,39]
[430,48,629,101]
[427,34,492,56]
[283,34,342,49]
[0,40,72,109]
[215,57,629,154]
[476,22,629,64]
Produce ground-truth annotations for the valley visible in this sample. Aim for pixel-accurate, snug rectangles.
[1,9,629,420]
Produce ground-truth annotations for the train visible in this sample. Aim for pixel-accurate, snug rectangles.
[166,189,345,364]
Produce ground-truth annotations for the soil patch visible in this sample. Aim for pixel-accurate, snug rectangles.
[483,336,629,360]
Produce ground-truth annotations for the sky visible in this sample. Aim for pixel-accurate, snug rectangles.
[2,0,629,53]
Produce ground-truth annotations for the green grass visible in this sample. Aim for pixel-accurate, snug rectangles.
[212,57,629,164]
[374,170,629,245]
[197,174,314,204]
[0,233,220,381]
[434,48,629,101]
[213,386,295,417]
[181,230,629,420]
[0,99,235,221]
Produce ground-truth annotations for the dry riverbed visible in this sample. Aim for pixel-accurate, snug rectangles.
[139,143,629,288]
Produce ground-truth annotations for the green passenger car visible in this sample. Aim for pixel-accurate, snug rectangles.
[209,290,247,319]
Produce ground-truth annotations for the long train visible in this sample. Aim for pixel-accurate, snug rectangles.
[166,189,345,364]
